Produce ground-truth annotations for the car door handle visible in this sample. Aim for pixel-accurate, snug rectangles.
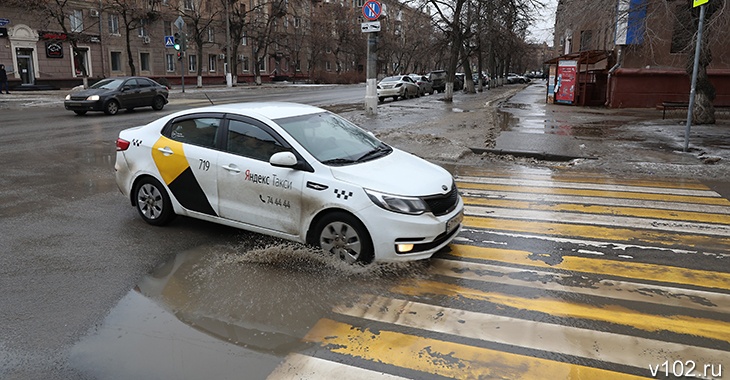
[222,164,240,173]
[157,147,174,155]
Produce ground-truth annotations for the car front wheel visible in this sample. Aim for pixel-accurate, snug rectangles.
[73,110,87,116]
[134,177,175,226]
[309,211,374,264]
[104,99,120,115]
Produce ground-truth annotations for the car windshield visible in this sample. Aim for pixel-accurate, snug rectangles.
[91,78,125,90]
[275,111,391,165]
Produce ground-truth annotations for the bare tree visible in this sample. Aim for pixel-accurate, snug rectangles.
[104,0,161,77]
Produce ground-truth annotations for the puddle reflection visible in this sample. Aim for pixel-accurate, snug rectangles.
[71,242,429,379]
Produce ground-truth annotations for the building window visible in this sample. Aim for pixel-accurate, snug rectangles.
[579,30,593,50]
[138,19,148,37]
[164,21,172,37]
[294,17,301,28]
[184,0,195,11]
[325,61,331,71]
[111,51,122,72]
[355,0,365,6]
[242,32,247,46]
[209,55,217,72]
[70,10,84,33]
[208,27,215,42]
[189,54,197,72]
[242,56,249,72]
[73,47,89,76]
[166,54,176,72]
[258,57,266,72]
[295,59,301,72]
[140,52,150,71]
[108,14,120,35]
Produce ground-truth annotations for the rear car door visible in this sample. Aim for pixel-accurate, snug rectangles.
[136,78,156,107]
[154,113,224,217]
[216,115,305,236]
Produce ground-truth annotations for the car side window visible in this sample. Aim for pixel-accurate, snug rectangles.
[170,117,221,148]
[138,79,152,88]
[226,119,286,161]
[124,79,139,89]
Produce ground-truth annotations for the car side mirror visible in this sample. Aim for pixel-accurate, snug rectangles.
[270,151,298,168]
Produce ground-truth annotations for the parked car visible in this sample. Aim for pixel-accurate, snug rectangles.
[454,73,465,91]
[114,102,464,264]
[506,73,530,84]
[64,76,169,116]
[473,72,490,87]
[408,74,434,96]
[377,75,420,102]
[427,70,447,93]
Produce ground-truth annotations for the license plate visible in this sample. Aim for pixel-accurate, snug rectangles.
[446,211,463,233]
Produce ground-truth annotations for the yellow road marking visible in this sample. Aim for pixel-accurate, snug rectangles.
[463,215,730,252]
[463,197,730,225]
[304,318,650,380]
[457,182,730,206]
[448,244,730,291]
[392,280,730,343]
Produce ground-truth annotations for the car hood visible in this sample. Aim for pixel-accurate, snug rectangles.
[71,88,114,97]
[328,148,454,197]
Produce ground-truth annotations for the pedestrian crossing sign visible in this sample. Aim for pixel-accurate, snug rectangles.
[164,36,175,48]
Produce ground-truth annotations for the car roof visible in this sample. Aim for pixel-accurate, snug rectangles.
[173,102,325,120]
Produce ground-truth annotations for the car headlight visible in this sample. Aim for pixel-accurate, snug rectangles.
[65,94,71,100]
[365,189,428,215]
[86,95,100,101]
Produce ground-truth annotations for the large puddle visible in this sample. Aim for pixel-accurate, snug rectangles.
[70,241,429,379]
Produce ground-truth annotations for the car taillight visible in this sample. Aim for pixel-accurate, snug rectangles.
[116,138,131,151]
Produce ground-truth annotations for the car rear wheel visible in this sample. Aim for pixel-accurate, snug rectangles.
[152,96,166,111]
[73,110,87,116]
[134,177,176,226]
[309,211,374,264]
[104,99,120,115]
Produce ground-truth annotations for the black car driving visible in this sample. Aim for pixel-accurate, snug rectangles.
[64,76,169,116]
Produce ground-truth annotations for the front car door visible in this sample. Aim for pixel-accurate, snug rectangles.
[216,116,305,236]
[117,78,141,108]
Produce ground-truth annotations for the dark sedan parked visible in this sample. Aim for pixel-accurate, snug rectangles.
[64,76,169,116]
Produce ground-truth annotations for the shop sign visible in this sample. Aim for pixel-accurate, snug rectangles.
[46,41,64,58]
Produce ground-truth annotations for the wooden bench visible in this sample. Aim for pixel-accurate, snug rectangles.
[660,101,730,119]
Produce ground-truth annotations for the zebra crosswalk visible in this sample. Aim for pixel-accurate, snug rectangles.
[269,170,730,379]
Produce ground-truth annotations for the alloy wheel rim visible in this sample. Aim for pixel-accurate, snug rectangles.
[320,221,361,264]
[137,184,163,220]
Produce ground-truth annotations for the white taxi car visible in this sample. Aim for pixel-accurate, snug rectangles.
[114,102,463,264]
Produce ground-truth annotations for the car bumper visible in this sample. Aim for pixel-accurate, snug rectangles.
[64,100,104,111]
[361,196,465,262]
[114,151,133,200]
[377,88,404,97]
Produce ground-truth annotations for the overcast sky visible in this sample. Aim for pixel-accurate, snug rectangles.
[527,0,558,45]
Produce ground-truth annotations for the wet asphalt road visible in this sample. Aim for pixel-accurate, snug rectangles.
[2,85,729,379]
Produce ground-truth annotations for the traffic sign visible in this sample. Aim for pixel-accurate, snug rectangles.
[174,16,185,31]
[0,18,10,27]
[693,0,708,7]
[362,0,382,21]
[361,21,381,33]
[164,35,175,48]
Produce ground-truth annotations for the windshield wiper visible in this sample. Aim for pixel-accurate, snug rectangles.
[321,158,357,165]
[356,144,392,162]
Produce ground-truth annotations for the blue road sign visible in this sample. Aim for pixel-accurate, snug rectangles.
[0,18,10,27]
[362,0,381,21]
[164,35,175,48]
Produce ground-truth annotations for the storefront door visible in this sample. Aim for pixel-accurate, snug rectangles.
[16,49,35,85]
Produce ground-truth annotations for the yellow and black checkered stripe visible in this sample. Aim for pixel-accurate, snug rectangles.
[151,137,216,216]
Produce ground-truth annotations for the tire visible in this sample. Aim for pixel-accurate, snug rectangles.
[393,96,398,101]
[104,99,120,115]
[309,211,374,264]
[73,110,87,116]
[378,97,384,103]
[134,176,176,226]
[152,95,166,110]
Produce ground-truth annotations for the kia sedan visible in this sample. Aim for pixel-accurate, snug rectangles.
[65,76,168,116]
[115,102,464,264]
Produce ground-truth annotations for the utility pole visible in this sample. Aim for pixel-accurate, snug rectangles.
[684,2,707,152]
[225,0,233,87]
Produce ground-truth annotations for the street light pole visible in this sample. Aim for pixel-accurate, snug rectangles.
[683,3,706,152]
[225,0,233,87]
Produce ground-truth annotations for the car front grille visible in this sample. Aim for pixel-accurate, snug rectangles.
[69,95,89,101]
[424,185,459,216]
